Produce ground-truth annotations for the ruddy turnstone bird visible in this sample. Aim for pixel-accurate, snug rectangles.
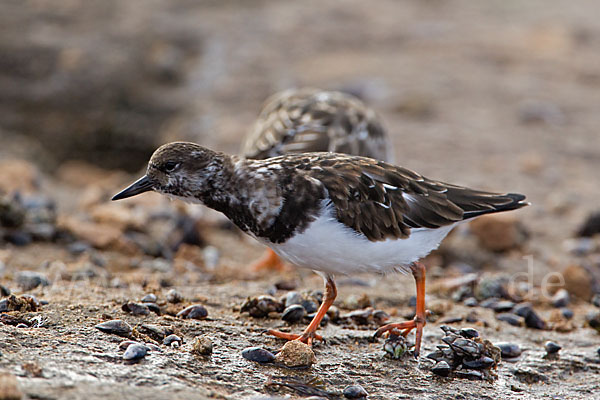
[241,88,393,271]
[112,142,528,357]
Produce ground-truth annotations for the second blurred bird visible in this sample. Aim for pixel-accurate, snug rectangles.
[241,87,394,271]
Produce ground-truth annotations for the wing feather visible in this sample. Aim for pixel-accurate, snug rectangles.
[275,153,528,241]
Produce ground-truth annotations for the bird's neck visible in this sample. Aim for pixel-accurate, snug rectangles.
[196,156,283,235]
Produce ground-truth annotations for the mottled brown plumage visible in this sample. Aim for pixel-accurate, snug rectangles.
[241,88,392,162]
[257,152,527,242]
[113,142,529,356]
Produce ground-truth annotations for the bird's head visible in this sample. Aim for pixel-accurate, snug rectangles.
[112,142,222,202]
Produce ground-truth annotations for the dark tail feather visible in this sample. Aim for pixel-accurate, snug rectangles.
[462,193,529,220]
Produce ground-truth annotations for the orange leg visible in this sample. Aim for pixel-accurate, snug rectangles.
[249,248,285,272]
[374,262,428,358]
[268,275,337,346]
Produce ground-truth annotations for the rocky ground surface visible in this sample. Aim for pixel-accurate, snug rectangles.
[2,1,600,399]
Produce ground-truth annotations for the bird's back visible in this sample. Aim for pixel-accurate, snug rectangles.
[262,152,528,242]
[241,88,391,162]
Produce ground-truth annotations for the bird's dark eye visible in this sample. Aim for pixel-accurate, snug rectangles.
[163,161,179,172]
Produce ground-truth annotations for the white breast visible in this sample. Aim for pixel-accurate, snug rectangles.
[268,202,456,275]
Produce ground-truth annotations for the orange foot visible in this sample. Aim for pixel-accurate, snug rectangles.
[249,248,286,272]
[374,315,427,357]
[373,261,428,358]
[266,275,337,346]
[266,329,323,346]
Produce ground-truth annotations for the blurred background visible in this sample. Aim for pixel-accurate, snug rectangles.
[1,0,599,221]
[1,1,600,398]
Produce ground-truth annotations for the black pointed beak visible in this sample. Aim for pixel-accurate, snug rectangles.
[112,175,154,201]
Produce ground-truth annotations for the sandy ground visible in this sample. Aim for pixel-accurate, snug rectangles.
[1,1,600,399]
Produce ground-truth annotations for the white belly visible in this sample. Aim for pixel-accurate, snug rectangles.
[268,204,456,275]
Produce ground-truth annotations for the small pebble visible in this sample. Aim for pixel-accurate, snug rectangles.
[463,356,495,369]
[265,286,277,296]
[511,303,547,329]
[448,338,482,359]
[166,289,183,303]
[241,295,284,318]
[141,293,157,303]
[301,299,318,314]
[242,347,275,363]
[372,309,390,324]
[163,334,182,347]
[496,342,522,359]
[512,303,533,318]
[0,299,7,312]
[67,241,90,255]
[465,311,483,325]
[145,343,162,352]
[16,271,50,291]
[459,327,480,339]
[343,384,368,399]
[123,343,147,362]
[560,308,574,320]
[452,286,472,302]
[274,279,297,291]
[121,302,150,316]
[455,369,483,380]
[592,294,600,308]
[576,211,600,237]
[491,301,516,313]
[176,304,208,320]
[524,309,547,330]
[16,323,28,328]
[476,277,508,300]
[340,308,373,325]
[479,298,500,309]
[585,311,600,332]
[426,347,454,365]
[22,294,41,309]
[95,320,132,337]
[511,384,525,392]
[145,303,161,315]
[6,231,31,246]
[0,284,10,297]
[274,340,316,368]
[496,313,525,327]
[138,324,173,341]
[343,293,371,310]
[544,341,561,354]
[563,264,594,300]
[256,295,283,315]
[327,305,340,321]
[191,335,213,355]
[431,361,451,377]
[283,291,303,307]
[439,316,463,324]
[551,289,570,308]
[281,304,306,323]
[464,297,478,307]
[118,340,138,351]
